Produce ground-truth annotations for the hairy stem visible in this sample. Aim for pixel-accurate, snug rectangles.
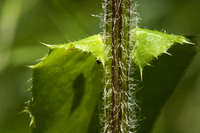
[104,0,132,132]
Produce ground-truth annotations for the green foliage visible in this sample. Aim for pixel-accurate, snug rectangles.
[1,0,199,133]
[29,28,197,133]
[131,28,192,77]
[42,35,106,64]
[30,48,104,133]
[130,29,196,133]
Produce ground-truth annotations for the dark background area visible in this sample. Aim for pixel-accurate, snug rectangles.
[0,0,199,133]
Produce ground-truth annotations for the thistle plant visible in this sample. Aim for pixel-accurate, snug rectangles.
[26,0,198,133]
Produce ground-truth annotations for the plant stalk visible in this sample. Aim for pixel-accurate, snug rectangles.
[104,0,131,132]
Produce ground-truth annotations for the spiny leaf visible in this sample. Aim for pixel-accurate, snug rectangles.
[42,35,106,65]
[131,28,192,78]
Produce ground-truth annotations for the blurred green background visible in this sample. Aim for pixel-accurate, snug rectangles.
[0,0,199,133]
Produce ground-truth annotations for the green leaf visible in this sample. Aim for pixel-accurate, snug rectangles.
[42,35,106,65]
[130,29,197,133]
[30,47,104,133]
[131,28,192,78]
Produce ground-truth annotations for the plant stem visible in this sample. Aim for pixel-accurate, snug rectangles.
[104,0,131,132]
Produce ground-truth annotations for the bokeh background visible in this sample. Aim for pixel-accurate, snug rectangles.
[0,0,199,133]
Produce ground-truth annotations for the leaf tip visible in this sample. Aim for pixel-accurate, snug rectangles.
[139,66,143,81]
[26,65,35,69]
[40,42,55,49]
